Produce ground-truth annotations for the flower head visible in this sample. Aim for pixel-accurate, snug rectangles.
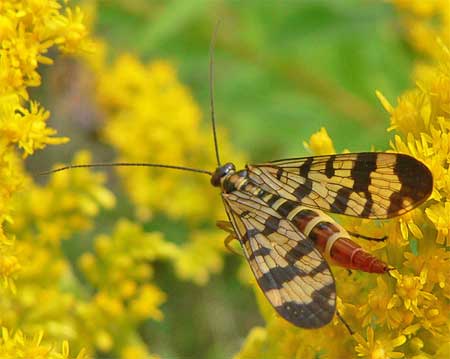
[354,327,406,359]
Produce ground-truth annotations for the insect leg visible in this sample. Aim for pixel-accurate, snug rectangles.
[224,234,243,256]
[217,220,243,256]
[348,231,387,242]
[336,311,354,335]
[216,220,234,233]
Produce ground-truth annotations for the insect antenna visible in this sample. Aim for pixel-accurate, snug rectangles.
[209,20,221,167]
[39,23,225,178]
[38,162,212,176]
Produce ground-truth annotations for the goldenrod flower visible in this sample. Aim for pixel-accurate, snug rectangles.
[232,327,266,359]
[389,270,435,315]
[303,127,336,155]
[390,0,450,58]
[354,327,406,359]
[121,344,160,359]
[95,53,245,222]
[129,284,166,320]
[12,151,115,244]
[75,219,169,354]
[88,43,246,295]
[174,229,226,285]
[1,0,449,357]
[0,95,68,158]
[0,327,88,359]
[360,277,394,328]
[0,0,96,311]
[0,1,92,97]
[0,1,123,357]
[403,248,450,290]
[425,202,450,245]
[235,36,450,359]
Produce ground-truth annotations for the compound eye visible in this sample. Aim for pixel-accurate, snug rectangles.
[211,171,221,187]
[211,163,236,187]
[224,162,236,173]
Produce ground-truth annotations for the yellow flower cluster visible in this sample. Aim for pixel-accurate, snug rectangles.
[234,130,368,359]
[94,50,245,286]
[3,0,448,358]
[0,0,91,97]
[234,42,450,359]
[13,151,115,243]
[0,328,87,359]
[79,219,170,321]
[1,151,118,356]
[75,219,169,356]
[0,1,116,358]
[1,1,246,356]
[391,0,450,57]
[0,0,91,287]
[98,54,243,221]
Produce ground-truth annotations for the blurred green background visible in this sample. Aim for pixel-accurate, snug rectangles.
[95,0,414,160]
[30,1,416,358]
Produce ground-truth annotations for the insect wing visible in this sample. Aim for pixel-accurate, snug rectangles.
[223,190,336,328]
[249,152,433,219]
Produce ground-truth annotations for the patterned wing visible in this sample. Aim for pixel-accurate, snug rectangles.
[222,190,336,328]
[249,152,433,219]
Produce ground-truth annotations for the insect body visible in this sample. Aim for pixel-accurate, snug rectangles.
[210,152,432,328]
[45,150,433,329]
[43,26,434,331]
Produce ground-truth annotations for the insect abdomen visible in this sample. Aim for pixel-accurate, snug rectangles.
[325,236,388,273]
[307,221,388,273]
[272,196,388,273]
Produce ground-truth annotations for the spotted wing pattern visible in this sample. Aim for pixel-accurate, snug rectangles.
[222,190,336,328]
[249,152,433,219]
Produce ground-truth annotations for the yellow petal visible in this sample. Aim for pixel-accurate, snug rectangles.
[376,90,394,113]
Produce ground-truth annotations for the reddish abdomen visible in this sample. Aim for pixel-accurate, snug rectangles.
[327,237,388,273]
[290,208,388,273]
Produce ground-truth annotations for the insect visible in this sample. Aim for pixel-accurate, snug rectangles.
[42,26,433,331]
[211,151,432,330]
